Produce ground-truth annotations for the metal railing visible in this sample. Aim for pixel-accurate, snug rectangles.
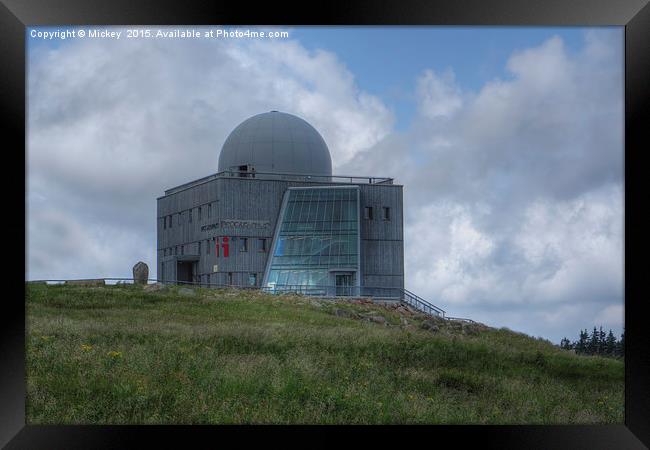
[164,170,394,195]
[26,278,447,318]
[402,288,446,317]
[444,316,476,324]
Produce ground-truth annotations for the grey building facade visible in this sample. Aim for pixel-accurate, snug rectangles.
[157,111,404,296]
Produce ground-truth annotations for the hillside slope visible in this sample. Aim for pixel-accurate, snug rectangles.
[25,283,623,424]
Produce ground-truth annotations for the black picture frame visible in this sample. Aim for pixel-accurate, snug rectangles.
[2,0,648,447]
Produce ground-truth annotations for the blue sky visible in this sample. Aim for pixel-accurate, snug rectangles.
[26,26,624,343]
[294,27,594,130]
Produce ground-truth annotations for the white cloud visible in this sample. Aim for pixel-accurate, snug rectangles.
[27,30,393,280]
[594,304,624,329]
[348,30,623,342]
[417,68,464,120]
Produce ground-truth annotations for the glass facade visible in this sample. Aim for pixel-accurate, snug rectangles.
[264,187,360,293]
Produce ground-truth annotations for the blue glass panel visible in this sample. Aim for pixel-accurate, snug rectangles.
[265,187,360,288]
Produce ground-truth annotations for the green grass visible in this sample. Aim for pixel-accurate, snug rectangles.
[25,283,624,424]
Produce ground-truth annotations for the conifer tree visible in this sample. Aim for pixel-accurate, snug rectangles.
[588,326,599,355]
[605,330,617,356]
[617,331,625,358]
[599,326,606,356]
[575,329,589,355]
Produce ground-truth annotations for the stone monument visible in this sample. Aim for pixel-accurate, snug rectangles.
[132,261,149,285]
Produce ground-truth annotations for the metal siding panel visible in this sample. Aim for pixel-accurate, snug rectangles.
[157,177,403,289]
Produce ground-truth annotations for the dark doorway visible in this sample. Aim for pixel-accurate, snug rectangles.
[176,261,194,284]
[335,273,353,296]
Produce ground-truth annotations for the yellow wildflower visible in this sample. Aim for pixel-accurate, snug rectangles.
[81,344,93,351]
[107,351,122,358]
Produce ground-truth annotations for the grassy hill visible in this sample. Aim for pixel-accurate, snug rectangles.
[25,283,623,424]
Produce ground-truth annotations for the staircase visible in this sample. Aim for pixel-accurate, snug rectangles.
[401,288,445,318]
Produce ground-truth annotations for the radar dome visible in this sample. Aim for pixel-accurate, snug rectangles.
[218,111,332,176]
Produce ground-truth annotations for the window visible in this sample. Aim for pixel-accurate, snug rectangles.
[206,239,210,254]
[208,203,211,218]
[175,246,178,255]
[265,187,360,291]
[240,237,248,252]
[382,207,391,221]
[227,272,233,285]
[181,245,184,255]
[257,238,267,252]
[189,209,192,223]
[364,206,373,220]
[198,207,202,221]
[198,241,201,255]
[248,273,257,286]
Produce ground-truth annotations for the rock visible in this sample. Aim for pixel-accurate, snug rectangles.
[368,315,387,325]
[178,287,196,297]
[420,320,439,333]
[144,283,164,292]
[334,308,350,318]
[397,306,412,315]
[334,308,361,319]
[132,261,149,285]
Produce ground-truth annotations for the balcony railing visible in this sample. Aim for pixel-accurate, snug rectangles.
[164,170,394,195]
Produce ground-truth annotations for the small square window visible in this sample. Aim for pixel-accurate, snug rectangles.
[383,207,391,221]
[258,238,267,252]
[364,206,373,220]
[248,273,257,286]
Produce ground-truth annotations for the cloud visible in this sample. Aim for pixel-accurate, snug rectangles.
[594,304,624,329]
[417,68,464,120]
[27,29,393,280]
[343,30,623,342]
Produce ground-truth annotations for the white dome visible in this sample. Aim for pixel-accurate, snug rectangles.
[218,111,332,176]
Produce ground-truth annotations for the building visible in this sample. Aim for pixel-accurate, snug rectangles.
[157,111,426,304]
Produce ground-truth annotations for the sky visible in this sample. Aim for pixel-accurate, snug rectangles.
[26,26,624,343]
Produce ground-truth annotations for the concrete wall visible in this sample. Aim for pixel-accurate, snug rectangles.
[157,177,403,290]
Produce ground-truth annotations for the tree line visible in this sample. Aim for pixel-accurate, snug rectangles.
[559,326,624,358]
